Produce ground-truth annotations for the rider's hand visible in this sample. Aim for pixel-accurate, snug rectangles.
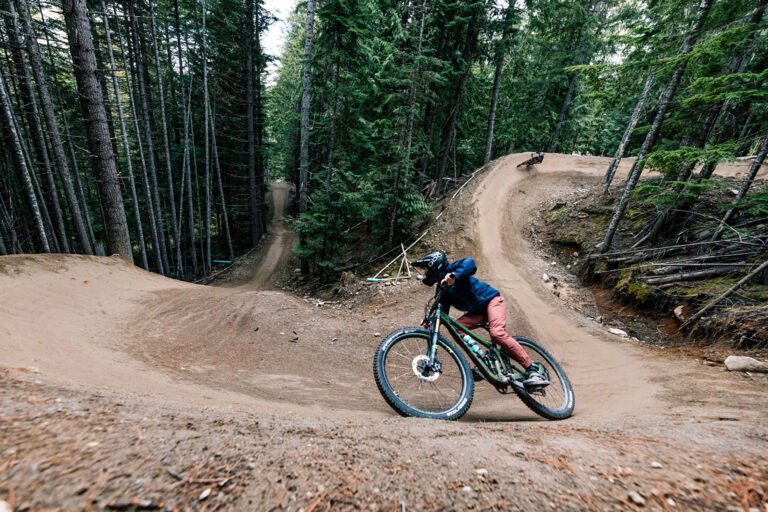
[441,273,455,287]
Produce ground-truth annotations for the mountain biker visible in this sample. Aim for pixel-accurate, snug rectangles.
[516,151,545,168]
[413,251,549,388]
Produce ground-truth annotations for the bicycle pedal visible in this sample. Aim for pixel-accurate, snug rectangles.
[524,383,549,395]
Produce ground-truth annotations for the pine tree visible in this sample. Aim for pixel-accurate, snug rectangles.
[62,0,133,262]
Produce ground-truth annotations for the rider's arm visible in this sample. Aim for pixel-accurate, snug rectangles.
[448,258,477,281]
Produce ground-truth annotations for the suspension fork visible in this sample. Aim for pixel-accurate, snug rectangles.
[427,314,441,366]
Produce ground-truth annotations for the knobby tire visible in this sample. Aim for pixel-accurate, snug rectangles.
[373,328,474,420]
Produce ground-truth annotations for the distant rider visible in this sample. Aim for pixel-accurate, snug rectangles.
[516,151,545,168]
[413,251,549,388]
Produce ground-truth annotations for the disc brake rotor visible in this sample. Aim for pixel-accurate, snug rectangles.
[411,355,440,382]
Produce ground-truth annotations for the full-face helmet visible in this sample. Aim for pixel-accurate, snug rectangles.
[413,251,448,286]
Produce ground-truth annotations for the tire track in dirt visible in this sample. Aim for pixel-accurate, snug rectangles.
[1,154,765,421]
[471,152,768,420]
[474,155,660,418]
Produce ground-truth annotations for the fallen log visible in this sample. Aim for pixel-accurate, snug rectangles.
[589,240,749,259]
[681,258,768,328]
[643,266,742,285]
[647,262,754,276]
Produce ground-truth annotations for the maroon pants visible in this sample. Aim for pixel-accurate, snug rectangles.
[456,295,532,368]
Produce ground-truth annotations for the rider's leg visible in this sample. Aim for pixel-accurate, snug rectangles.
[456,312,485,331]
[457,312,487,382]
[486,295,533,368]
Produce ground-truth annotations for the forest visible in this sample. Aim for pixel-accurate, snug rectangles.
[0,0,766,280]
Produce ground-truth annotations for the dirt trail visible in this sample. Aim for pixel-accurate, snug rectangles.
[474,156,660,418]
[2,155,767,510]
[1,154,766,419]
[217,180,297,290]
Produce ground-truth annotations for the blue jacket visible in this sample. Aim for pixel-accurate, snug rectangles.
[437,258,500,314]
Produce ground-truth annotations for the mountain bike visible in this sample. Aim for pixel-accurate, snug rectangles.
[373,286,574,421]
[516,153,544,168]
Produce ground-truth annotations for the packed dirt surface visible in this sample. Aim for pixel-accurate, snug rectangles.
[215,181,298,290]
[1,154,767,511]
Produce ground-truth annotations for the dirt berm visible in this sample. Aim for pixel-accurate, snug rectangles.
[1,154,766,510]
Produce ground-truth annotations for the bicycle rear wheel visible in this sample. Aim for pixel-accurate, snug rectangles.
[374,328,474,420]
[511,337,574,420]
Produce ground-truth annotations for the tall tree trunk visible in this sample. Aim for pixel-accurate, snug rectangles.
[388,0,427,244]
[719,133,768,227]
[436,18,482,192]
[101,0,148,269]
[130,3,168,273]
[484,0,516,165]
[548,73,578,153]
[299,0,316,216]
[36,0,96,246]
[738,111,753,143]
[419,101,438,181]
[0,213,7,255]
[88,11,119,157]
[210,100,233,260]
[0,191,15,254]
[298,0,316,273]
[148,0,182,277]
[63,0,133,263]
[696,0,767,181]
[6,1,68,252]
[202,0,212,274]
[244,0,261,246]
[190,92,204,273]
[326,43,339,178]
[0,67,50,252]
[183,70,198,276]
[11,103,59,251]
[604,72,655,190]
[172,0,197,275]
[173,0,185,144]
[255,4,267,234]
[598,0,712,253]
[18,0,93,254]
[549,1,604,153]
[116,3,164,272]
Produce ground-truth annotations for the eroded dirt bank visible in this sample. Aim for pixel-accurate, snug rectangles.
[1,154,767,510]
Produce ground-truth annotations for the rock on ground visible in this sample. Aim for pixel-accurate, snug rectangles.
[724,355,768,373]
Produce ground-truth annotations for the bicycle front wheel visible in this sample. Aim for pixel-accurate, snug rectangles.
[373,328,474,420]
[511,337,575,420]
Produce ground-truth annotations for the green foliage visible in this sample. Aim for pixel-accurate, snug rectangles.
[734,185,768,217]
[5,0,768,281]
[644,142,738,177]
[261,0,768,276]
[633,178,727,211]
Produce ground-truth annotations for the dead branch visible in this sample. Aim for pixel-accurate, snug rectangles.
[643,266,743,285]
[590,239,760,260]
[681,258,768,328]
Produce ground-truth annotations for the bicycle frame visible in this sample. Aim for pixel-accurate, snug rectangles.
[426,306,526,388]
